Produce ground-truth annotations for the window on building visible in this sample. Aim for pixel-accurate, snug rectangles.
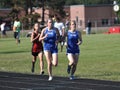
[102,19,108,26]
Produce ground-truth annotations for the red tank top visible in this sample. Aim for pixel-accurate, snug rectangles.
[32,32,43,52]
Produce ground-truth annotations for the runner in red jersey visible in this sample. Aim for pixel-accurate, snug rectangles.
[31,23,44,75]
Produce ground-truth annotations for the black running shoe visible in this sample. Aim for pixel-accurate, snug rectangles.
[31,67,34,73]
[18,40,20,43]
[40,71,44,75]
[67,65,71,74]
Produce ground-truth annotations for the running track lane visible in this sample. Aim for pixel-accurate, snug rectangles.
[0,71,120,90]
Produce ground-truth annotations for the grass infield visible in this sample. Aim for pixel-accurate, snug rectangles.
[0,33,120,81]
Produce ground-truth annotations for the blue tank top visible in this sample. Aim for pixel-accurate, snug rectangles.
[43,27,57,49]
[67,30,79,53]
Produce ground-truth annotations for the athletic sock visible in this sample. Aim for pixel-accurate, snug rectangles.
[31,61,35,73]
[67,65,71,74]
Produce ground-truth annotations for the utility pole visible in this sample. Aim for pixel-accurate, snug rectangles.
[29,0,32,14]
[41,0,45,25]
[113,0,119,24]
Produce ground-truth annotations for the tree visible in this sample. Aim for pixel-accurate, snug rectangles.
[65,0,113,5]
[46,0,66,18]
[114,0,120,23]
[0,0,12,8]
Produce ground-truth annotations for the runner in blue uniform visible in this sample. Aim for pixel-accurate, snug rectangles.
[39,18,60,81]
[65,20,82,80]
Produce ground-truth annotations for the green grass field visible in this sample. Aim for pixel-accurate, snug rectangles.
[0,33,120,81]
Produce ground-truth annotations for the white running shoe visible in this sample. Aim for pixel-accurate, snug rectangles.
[69,75,74,80]
[48,76,53,81]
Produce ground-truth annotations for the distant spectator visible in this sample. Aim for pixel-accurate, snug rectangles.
[13,18,21,44]
[54,17,65,52]
[52,14,57,24]
[0,21,7,37]
[65,17,70,32]
[86,20,92,35]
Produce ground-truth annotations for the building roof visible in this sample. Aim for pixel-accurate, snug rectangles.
[0,8,12,17]
[70,4,113,7]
